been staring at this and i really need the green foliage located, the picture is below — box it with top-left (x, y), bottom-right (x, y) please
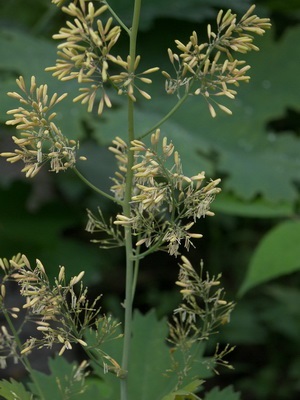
top-left (203, 386), bottom-right (241, 400)
top-left (0, 379), bottom-right (32, 400)
top-left (27, 357), bottom-right (90, 399)
top-left (239, 220), bottom-right (300, 295)
top-left (88, 310), bottom-right (213, 400)
top-left (161, 379), bottom-right (203, 400)
top-left (0, 29), bottom-right (85, 138)
top-left (0, 182), bottom-right (102, 282)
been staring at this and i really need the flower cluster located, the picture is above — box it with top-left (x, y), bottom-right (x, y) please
top-left (163, 5), bottom-right (271, 117)
top-left (47, 1), bottom-right (159, 113)
top-left (173, 256), bottom-right (234, 334)
top-left (109, 55), bottom-right (159, 102)
top-left (1, 254), bottom-right (97, 356)
top-left (109, 131), bottom-right (221, 256)
top-left (1, 76), bottom-right (85, 177)
top-left (85, 207), bottom-right (124, 248)
top-left (167, 256), bottom-right (235, 382)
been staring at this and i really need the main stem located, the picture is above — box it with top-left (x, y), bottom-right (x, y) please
top-left (120, 1), bottom-right (141, 399)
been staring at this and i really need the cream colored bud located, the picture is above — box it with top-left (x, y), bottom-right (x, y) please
top-left (188, 233), bottom-right (203, 239)
top-left (37, 326), bottom-right (50, 331)
top-left (77, 338), bottom-right (88, 347)
top-left (21, 346), bottom-right (32, 355)
top-left (70, 271), bottom-right (85, 286)
top-left (218, 104), bottom-right (232, 115)
top-left (59, 345), bottom-right (66, 356)
top-left (36, 259), bottom-right (45, 274)
top-left (180, 255), bottom-right (193, 270)
top-left (58, 266), bottom-right (65, 283)
top-left (136, 238), bottom-right (147, 247)
top-left (175, 281), bottom-right (189, 287)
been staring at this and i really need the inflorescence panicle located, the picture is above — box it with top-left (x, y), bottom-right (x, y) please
top-left (167, 255), bottom-right (235, 382)
top-left (163, 5), bottom-right (271, 117)
top-left (1, 76), bottom-right (86, 177)
top-left (47, 0), bottom-right (159, 114)
top-left (0, 254), bottom-right (122, 373)
top-left (94, 130), bottom-right (221, 257)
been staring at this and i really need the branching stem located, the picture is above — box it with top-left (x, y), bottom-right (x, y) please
top-left (73, 167), bottom-right (123, 205)
top-left (120, 1), bottom-right (142, 399)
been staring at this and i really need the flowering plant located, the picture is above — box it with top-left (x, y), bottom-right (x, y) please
top-left (0, 1), bottom-right (270, 399)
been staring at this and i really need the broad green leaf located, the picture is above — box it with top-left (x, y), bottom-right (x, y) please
top-left (0, 379), bottom-right (32, 400)
top-left (0, 28), bottom-right (87, 139)
top-left (128, 310), bottom-right (174, 400)
top-left (129, 310), bottom-right (212, 400)
top-left (89, 310), bottom-right (212, 400)
top-left (203, 385), bottom-right (241, 400)
top-left (162, 379), bottom-right (203, 400)
top-left (213, 193), bottom-right (294, 218)
top-left (28, 356), bottom-right (102, 400)
top-left (239, 220), bottom-right (300, 296)
top-left (260, 285), bottom-right (300, 341)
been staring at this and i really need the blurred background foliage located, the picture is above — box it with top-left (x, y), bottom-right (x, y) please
top-left (0, 0), bottom-right (300, 399)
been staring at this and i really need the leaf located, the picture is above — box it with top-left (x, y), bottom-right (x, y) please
top-left (162, 379), bottom-right (203, 400)
top-left (212, 193), bottom-right (294, 218)
top-left (28, 356), bottom-right (102, 400)
top-left (89, 310), bottom-right (212, 400)
top-left (239, 220), bottom-right (300, 296)
top-left (129, 310), bottom-right (212, 400)
top-left (128, 310), bottom-right (174, 400)
top-left (0, 28), bottom-right (87, 139)
top-left (0, 379), bottom-right (32, 400)
top-left (203, 386), bottom-right (241, 400)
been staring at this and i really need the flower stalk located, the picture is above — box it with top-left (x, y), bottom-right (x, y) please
top-left (120, 1), bottom-right (142, 399)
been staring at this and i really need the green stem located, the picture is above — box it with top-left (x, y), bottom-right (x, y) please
top-left (133, 238), bottom-right (164, 260)
top-left (137, 35), bottom-right (220, 141)
top-left (31, 3), bottom-right (58, 35)
top-left (131, 246), bottom-right (141, 299)
top-left (102, 1), bottom-right (131, 35)
top-left (120, 1), bottom-right (141, 399)
top-left (73, 167), bottom-right (122, 205)
top-left (138, 90), bottom-right (189, 140)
